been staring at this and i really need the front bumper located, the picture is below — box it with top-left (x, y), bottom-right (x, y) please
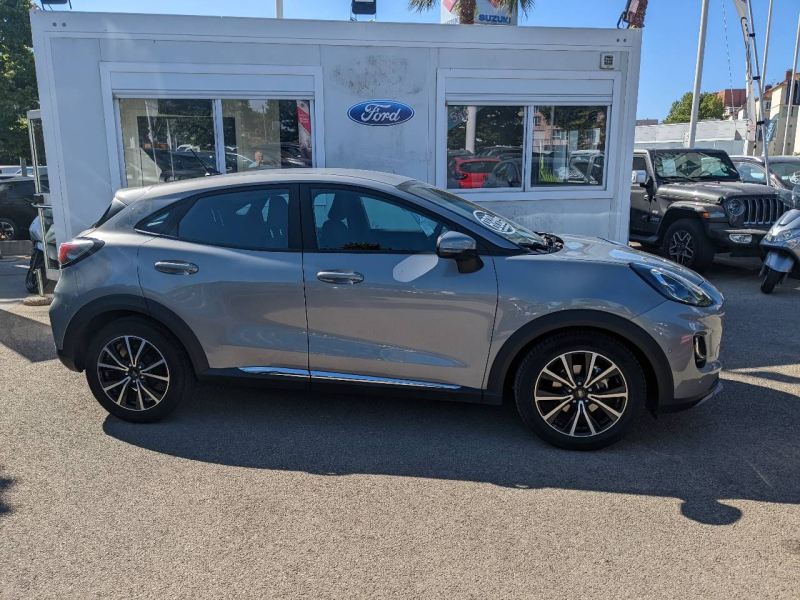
top-left (707, 224), bottom-right (768, 254)
top-left (633, 292), bottom-right (724, 411)
top-left (659, 378), bottom-right (722, 413)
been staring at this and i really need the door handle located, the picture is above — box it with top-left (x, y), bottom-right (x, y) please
top-left (154, 260), bottom-right (199, 275)
top-left (317, 270), bottom-right (364, 284)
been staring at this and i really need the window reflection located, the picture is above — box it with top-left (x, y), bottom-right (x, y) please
top-left (221, 100), bottom-right (312, 173)
top-left (119, 99), bottom-right (217, 187)
top-left (446, 105), bottom-right (523, 190)
top-left (531, 106), bottom-right (606, 186)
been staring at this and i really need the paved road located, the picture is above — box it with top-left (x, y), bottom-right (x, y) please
top-left (1, 255), bottom-right (799, 599)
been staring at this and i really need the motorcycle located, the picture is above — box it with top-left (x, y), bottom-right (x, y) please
top-left (26, 214), bottom-right (47, 293)
top-left (760, 206), bottom-right (800, 294)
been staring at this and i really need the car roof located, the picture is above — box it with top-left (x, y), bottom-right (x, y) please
top-left (131, 168), bottom-right (413, 202)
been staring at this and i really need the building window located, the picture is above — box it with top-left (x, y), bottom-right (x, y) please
top-left (444, 103), bottom-right (608, 191)
top-left (119, 97), bottom-right (314, 187)
top-left (531, 105), bottom-right (607, 187)
top-left (119, 99), bottom-right (217, 187)
top-left (221, 100), bottom-right (312, 173)
top-left (446, 105), bottom-right (524, 190)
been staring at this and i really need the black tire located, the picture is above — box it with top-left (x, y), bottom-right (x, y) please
top-left (0, 218), bottom-right (19, 241)
top-left (25, 268), bottom-right (39, 293)
top-left (514, 331), bottom-right (646, 451)
top-left (760, 267), bottom-right (781, 294)
top-left (85, 316), bottom-right (194, 423)
top-left (662, 218), bottom-right (715, 273)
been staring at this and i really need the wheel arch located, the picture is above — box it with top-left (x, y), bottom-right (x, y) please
top-left (656, 205), bottom-right (706, 240)
top-left (62, 294), bottom-right (209, 375)
top-left (485, 310), bottom-right (674, 411)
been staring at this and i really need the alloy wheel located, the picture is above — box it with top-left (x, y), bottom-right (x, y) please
top-left (0, 220), bottom-right (15, 241)
top-left (96, 335), bottom-right (170, 411)
top-left (534, 351), bottom-right (628, 438)
top-left (668, 230), bottom-right (695, 265)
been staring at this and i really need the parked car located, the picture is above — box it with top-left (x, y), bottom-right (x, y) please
top-left (729, 155), bottom-right (800, 196)
top-left (630, 148), bottom-right (789, 273)
top-left (568, 151), bottom-right (604, 185)
top-left (478, 145), bottom-right (523, 159)
top-left (50, 169), bottom-right (724, 451)
top-left (0, 177), bottom-right (40, 240)
top-left (448, 156), bottom-right (500, 189)
top-left (482, 158), bottom-right (523, 188)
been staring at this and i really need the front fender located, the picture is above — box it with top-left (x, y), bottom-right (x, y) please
top-left (764, 250), bottom-right (796, 273)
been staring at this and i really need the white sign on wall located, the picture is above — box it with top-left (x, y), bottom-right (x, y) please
top-left (440, 0), bottom-right (518, 25)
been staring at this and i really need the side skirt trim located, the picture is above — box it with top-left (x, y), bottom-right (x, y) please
top-left (236, 367), bottom-right (461, 390)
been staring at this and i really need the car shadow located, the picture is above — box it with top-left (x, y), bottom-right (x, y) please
top-left (0, 472), bottom-right (14, 517)
top-left (103, 374), bottom-right (800, 526)
top-left (0, 309), bottom-right (57, 362)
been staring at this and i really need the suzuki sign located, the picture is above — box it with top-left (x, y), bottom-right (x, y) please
top-left (440, 0), bottom-right (518, 25)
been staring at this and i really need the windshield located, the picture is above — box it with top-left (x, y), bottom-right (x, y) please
top-left (652, 150), bottom-right (740, 182)
top-left (770, 161), bottom-right (800, 187)
top-left (398, 181), bottom-right (547, 248)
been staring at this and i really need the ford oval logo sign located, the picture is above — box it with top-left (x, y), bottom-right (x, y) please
top-left (347, 100), bottom-right (414, 126)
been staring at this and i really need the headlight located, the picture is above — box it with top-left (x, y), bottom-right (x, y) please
top-left (630, 263), bottom-right (715, 307)
top-left (725, 198), bottom-right (746, 217)
top-left (766, 229), bottom-right (800, 242)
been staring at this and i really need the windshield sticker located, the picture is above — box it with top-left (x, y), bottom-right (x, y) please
top-left (473, 210), bottom-right (515, 234)
top-left (790, 172), bottom-right (800, 185)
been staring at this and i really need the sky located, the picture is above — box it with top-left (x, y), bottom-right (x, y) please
top-left (41, 0), bottom-right (800, 120)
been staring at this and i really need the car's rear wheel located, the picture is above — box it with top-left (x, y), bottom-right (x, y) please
top-left (0, 218), bottom-right (19, 241)
top-left (514, 332), bottom-right (646, 451)
top-left (86, 317), bottom-right (193, 423)
top-left (663, 219), bottom-right (715, 273)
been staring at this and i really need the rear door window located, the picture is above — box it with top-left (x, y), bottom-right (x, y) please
top-left (177, 188), bottom-right (291, 250)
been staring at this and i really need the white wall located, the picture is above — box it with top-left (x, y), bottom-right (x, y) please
top-left (31, 10), bottom-right (641, 245)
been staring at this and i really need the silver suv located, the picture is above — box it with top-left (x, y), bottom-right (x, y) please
top-left (50, 169), bottom-right (724, 450)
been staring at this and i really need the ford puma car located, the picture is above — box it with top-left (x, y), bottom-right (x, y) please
top-left (50, 170), bottom-right (724, 450)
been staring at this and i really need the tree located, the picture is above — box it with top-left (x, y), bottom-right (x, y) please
top-left (0, 0), bottom-right (38, 163)
top-left (409, 0), bottom-right (536, 25)
top-left (663, 92), bottom-right (725, 124)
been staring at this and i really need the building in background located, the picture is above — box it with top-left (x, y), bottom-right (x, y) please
top-left (718, 88), bottom-right (746, 120)
top-left (635, 118), bottom-right (658, 126)
top-left (754, 70), bottom-right (800, 156)
top-left (634, 120), bottom-right (747, 155)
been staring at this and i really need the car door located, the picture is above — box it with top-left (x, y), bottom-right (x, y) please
top-left (300, 184), bottom-right (498, 393)
top-left (629, 154), bottom-right (656, 234)
top-left (137, 184), bottom-right (309, 376)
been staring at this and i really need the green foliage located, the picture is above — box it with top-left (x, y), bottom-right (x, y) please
top-left (663, 92), bottom-right (725, 124)
top-left (408, 0), bottom-right (535, 24)
top-left (0, 0), bottom-right (38, 163)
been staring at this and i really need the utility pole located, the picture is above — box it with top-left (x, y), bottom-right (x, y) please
top-left (688, 0), bottom-right (710, 148)
top-left (276, 0), bottom-right (283, 19)
top-left (783, 14), bottom-right (800, 155)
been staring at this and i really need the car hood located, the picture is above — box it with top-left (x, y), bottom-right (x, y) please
top-left (553, 235), bottom-right (706, 285)
top-left (658, 181), bottom-right (778, 203)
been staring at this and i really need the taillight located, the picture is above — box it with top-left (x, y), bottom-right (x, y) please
top-left (58, 238), bottom-right (104, 268)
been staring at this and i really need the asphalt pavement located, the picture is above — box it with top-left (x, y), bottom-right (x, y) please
top-left (1, 253), bottom-right (799, 599)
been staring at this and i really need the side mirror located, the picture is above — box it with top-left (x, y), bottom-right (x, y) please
top-left (437, 231), bottom-right (477, 259)
top-left (631, 170), bottom-right (648, 185)
top-left (437, 231), bottom-right (483, 274)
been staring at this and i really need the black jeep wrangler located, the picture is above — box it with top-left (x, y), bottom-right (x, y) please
top-left (630, 148), bottom-right (791, 273)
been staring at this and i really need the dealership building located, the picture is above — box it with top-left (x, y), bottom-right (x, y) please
top-left (31, 9), bottom-right (642, 256)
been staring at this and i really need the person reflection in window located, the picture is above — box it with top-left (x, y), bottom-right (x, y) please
top-left (249, 151), bottom-right (266, 170)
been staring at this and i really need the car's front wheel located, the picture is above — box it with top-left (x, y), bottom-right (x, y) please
top-left (86, 317), bottom-right (194, 423)
top-left (0, 218), bottom-right (19, 241)
top-left (663, 219), bottom-right (715, 273)
top-left (514, 332), bottom-right (646, 450)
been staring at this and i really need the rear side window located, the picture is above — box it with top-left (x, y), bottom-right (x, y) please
top-left (176, 188), bottom-right (290, 250)
top-left (94, 198), bottom-right (128, 228)
top-left (632, 156), bottom-right (647, 172)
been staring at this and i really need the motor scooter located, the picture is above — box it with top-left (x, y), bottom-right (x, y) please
top-left (760, 207), bottom-right (800, 294)
top-left (26, 214), bottom-right (47, 293)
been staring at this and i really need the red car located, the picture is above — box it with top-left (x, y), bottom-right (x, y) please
top-left (449, 157), bottom-right (501, 189)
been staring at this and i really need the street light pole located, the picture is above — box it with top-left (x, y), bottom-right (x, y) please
top-left (760, 0), bottom-right (773, 100)
top-left (276, 0), bottom-right (283, 19)
top-left (782, 14), bottom-right (800, 155)
top-left (688, 0), bottom-right (710, 148)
